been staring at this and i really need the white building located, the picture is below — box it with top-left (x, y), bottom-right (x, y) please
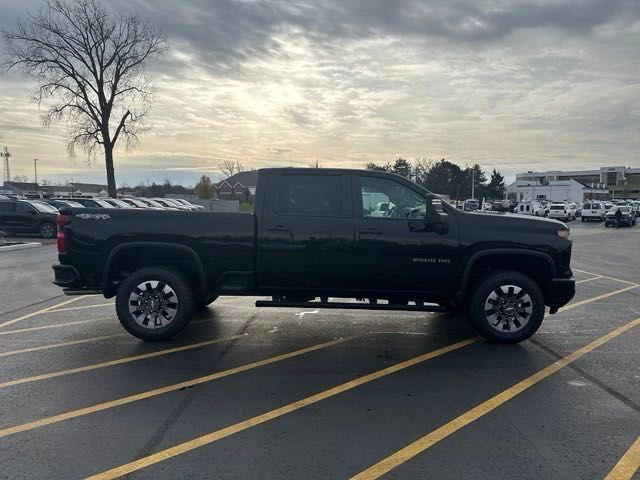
top-left (507, 179), bottom-right (609, 203)
top-left (515, 165), bottom-right (640, 199)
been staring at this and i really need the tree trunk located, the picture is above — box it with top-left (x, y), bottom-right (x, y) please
top-left (104, 143), bottom-right (117, 198)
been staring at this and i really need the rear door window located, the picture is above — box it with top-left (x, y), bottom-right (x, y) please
top-left (275, 174), bottom-right (342, 217)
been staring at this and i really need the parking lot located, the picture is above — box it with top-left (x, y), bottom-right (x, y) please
top-left (0, 220), bottom-right (638, 479)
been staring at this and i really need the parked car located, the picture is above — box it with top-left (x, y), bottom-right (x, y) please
top-left (45, 199), bottom-right (86, 210)
top-left (547, 203), bottom-right (575, 221)
top-left (119, 197), bottom-right (152, 209)
top-left (171, 198), bottom-right (204, 211)
top-left (71, 197), bottom-right (114, 208)
top-left (0, 199), bottom-right (58, 238)
top-left (604, 206), bottom-right (635, 227)
top-left (463, 199), bottom-right (479, 212)
top-left (152, 198), bottom-right (192, 211)
top-left (102, 198), bottom-right (135, 209)
top-left (581, 202), bottom-right (605, 222)
top-left (53, 167), bottom-right (575, 345)
top-left (514, 201), bottom-right (546, 217)
top-left (370, 201), bottom-right (394, 217)
top-left (133, 198), bottom-right (177, 210)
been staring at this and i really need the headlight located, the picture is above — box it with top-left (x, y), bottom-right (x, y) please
top-left (557, 229), bottom-right (571, 239)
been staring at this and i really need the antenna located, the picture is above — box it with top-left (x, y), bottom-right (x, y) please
top-left (1, 147), bottom-right (11, 184)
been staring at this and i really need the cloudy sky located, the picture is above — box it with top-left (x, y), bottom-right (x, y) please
top-left (0, 0), bottom-right (639, 186)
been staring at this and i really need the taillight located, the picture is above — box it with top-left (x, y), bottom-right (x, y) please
top-left (56, 213), bottom-right (72, 253)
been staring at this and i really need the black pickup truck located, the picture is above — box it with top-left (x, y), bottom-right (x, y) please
top-left (53, 168), bottom-right (575, 343)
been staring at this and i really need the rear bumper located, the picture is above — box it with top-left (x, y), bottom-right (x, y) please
top-left (547, 277), bottom-right (576, 311)
top-left (52, 264), bottom-right (82, 288)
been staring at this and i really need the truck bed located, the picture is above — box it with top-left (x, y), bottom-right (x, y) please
top-left (57, 208), bottom-right (256, 295)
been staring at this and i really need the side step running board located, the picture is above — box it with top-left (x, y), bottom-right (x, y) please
top-left (63, 288), bottom-right (102, 295)
top-left (255, 300), bottom-right (447, 312)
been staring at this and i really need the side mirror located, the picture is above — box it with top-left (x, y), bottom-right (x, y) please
top-left (427, 198), bottom-right (449, 234)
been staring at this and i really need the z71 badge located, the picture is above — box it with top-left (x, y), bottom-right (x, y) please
top-left (77, 213), bottom-right (111, 220)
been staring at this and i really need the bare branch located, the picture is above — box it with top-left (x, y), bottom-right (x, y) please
top-left (2, 0), bottom-right (166, 196)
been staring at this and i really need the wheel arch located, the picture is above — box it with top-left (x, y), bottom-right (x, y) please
top-left (102, 242), bottom-right (207, 299)
top-left (457, 248), bottom-right (556, 305)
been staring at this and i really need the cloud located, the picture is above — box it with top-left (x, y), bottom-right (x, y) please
top-left (0, 0), bottom-right (639, 185)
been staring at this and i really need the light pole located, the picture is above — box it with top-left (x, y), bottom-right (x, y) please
top-left (34, 158), bottom-right (39, 197)
top-left (471, 169), bottom-right (475, 200)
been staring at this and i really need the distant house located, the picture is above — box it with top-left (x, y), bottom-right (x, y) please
top-left (214, 170), bottom-right (258, 201)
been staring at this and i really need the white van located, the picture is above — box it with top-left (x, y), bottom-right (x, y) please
top-left (581, 202), bottom-right (605, 222)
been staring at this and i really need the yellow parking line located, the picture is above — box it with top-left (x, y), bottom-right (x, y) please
top-left (558, 285), bottom-right (638, 313)
top-left (46, 303), bottom-right (113, 313)
top-left (0, 296), bottom-right (88, 329)
top-left (0, 335), bottom-right (362, 439)
top-left (0, 333), bottom-right (126, 357)
top-left (605, 435), bottom-right (640, 480)
top-left (575, 276), bottom-right (603, 284)
top-left (0, 334), bottom-right (244, 389)
top-left (349, 316), bottom-right (640, 480)
top-left (573, 268), bottom-right (637, 286)
top-left (85, 338), bottom-right (477, 480)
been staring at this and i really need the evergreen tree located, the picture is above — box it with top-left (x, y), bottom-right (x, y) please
top-left (487, 168), bottom-right (506, 199)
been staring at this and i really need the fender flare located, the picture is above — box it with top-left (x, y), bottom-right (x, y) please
top-left (457, 248), bottom-right (556, 302)
top-left (102, 242), bottom-right (208, 298)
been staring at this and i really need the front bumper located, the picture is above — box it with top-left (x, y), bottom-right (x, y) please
top-left (547, 277), bottom-right (576, 312)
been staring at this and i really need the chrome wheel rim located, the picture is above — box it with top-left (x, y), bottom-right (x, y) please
top-left (41, 224), bottom-right (54, 237)
top-left (484, 284), bottom-right (533, 333)
top-left (128, 280), bottom-right (178, 329)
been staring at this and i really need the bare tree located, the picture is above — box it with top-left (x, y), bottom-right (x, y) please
top-left (219, 160), bottom-right (245, 179)
top-left (2, 0), bottom-right (166, 197)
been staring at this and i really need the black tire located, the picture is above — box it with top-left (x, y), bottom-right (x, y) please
top-left (115, 267), bottom-right (196, 341)
top-left (199, 294), bottom-right (218, 308)
top-left (468, 271), bottom-right (545, 344)
top-left (39, 222), bottom-right (56, 239)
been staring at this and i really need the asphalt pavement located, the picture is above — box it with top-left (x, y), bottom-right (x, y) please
top-left (0, 220), bottom-right (638, 479)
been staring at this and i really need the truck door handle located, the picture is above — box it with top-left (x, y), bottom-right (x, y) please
top-left (268, 225), bottom-right (290, 232)
top-left (359, 227), bottom-right (383, 235)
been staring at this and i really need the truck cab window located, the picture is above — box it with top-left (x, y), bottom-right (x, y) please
top-left (275, 174), bottom-right (342, 217)
top-left (360, 176), bottom-right (426, 219)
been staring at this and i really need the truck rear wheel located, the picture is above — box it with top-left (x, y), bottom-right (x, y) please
top-left (468, 271), bottom-right (544, 344)
top-left (115, 267), bottom-right (196, 341)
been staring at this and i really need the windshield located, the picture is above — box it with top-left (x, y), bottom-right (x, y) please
top-left (62, 201), bottom-right (85, 208)
top-left (109, 199), bottom-right (131, 208)
top-left (124, 198), bottom-right (148, 208)
top-left (29, 201), bottom-right (58, 213)
top-left (146, 199), bottom-right (166, 208)
top-left (550, 205), bottom-right (565, 210)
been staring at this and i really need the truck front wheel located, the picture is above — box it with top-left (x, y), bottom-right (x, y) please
top-left (468, 271), bottom-right (544, 344)
top-left (115, 267), bottom-right (196, 341)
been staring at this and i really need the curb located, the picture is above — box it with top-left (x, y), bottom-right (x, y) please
top-left (0, 242), bottom-right (43, 252)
